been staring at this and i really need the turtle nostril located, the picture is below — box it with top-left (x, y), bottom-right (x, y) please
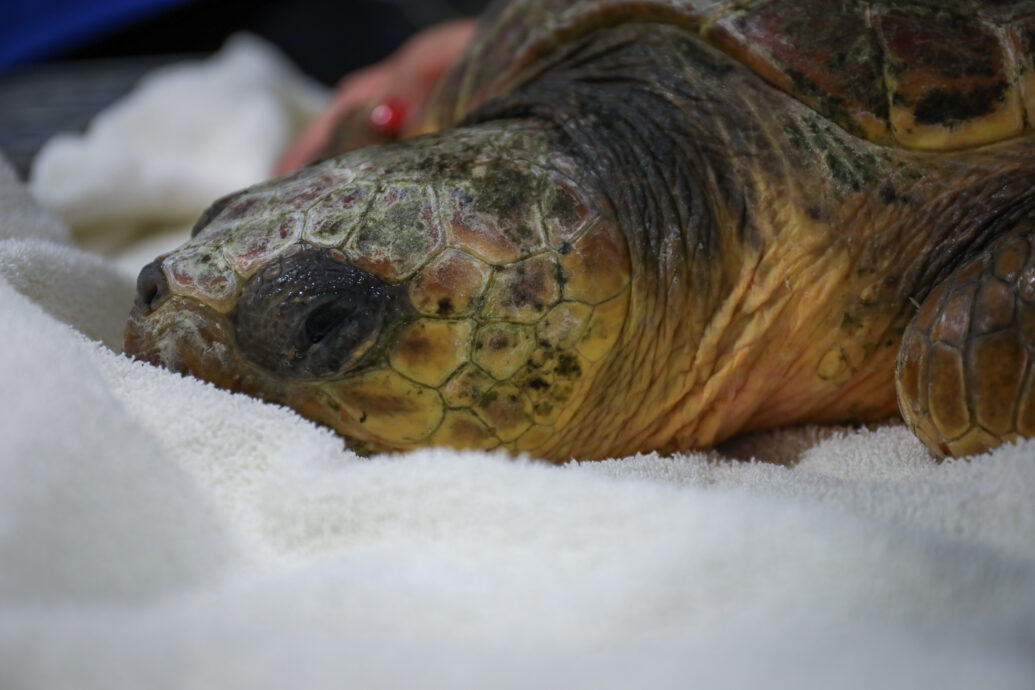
top-left (135, 260), bottom-right (170, 314)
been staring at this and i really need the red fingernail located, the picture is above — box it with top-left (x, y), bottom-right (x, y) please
top-left (370, 98), bottom-right (408, 137)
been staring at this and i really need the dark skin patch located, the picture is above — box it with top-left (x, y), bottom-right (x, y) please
top-left (548, 188), bottom-right (580, 227)
top-left (785, 67), bottom-right (819, 100)
top-left (499, 262), bottom-right (549, 311)
top-left (506, 224), bottom-right (534, 245)
top-left (529, 377), bottom-right (550, 390)
top-left (783, 121), bottom-right (809, 151)
top-left (912, 83), bottom-right (1007, 126)
top-left (473, 161), bottom-right (538, 218)
top-left (436, 297), bottom-right (454, 315)
top-left (826, 152), bottom-right (860, 191)
top-left (677, 37), bottom-right (736, 77)
top-left (790, 114), bottom-right (883, 193)
top-left (552, 260), bottom-right (567, 288)
top-left (880, 185), bottom-right (897, 204)
top-left (558, 241), bottom-right (574, 255)
top-left (840, 311), bottom-right (863, 333)
top-left (353, 391), bottom-right (420, 417)
top-left (555, 353), bottom-right (582, 378)
top-left (806, 206), bottom-right (821, 220)
top-left (397, 334), bottom-right (431, 359)
top-left (452, 188), bottom-right (475, 206)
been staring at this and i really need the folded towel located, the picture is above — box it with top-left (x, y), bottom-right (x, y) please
top-left (2, 34), bottom-right (1032, 690)
top-left (28, 33), bottom-right (328, 258)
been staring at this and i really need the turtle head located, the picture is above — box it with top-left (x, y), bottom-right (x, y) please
top-left (124, 124), bottom-right (632, 459)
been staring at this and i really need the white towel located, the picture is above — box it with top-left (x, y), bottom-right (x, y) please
top-left (2, 34), bottom-right (1033, 690)
top-left (28, 33), bottom-right (328, 260)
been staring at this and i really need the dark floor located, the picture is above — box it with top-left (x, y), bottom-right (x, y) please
top-left (0, 0), bottom-right (491, 178)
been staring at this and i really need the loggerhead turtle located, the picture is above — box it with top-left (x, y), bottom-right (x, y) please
top-left (124, 0), bottom-right (1035, 461)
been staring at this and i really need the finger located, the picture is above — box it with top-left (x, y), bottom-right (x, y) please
top-left (275, 68), bottom-right (394, 174)
top-left (275, 19), bottom-right (477, 174)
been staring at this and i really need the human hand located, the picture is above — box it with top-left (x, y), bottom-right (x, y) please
top-left (275, 18), bottom-right (476, 174)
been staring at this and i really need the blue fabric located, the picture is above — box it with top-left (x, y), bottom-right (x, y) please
top-left (0, 0), bottom-right (188, 70)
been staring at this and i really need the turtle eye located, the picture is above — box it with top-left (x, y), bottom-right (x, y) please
top-left (303, 302), bottom-right (354, 345)
top-left (231, 248), bottom-right (409, 378)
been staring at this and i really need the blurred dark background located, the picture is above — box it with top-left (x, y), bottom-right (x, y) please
top-left (0, 0), bottom-right (492, 177)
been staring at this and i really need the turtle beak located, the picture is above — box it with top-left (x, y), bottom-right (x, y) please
top-left (125, 257), bottom-right (242, 391)
top-left (124, 292), bottom-right (236, 383)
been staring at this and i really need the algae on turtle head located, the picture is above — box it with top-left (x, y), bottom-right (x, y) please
top-left (126, 0), bottom-right (1035, 461)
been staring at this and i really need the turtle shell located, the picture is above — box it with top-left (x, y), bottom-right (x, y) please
top-left (430, 0), bottom-right (1035, 151)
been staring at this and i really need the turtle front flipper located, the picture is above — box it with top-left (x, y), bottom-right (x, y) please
top-left (897, 219), bottom-right (1035, 457)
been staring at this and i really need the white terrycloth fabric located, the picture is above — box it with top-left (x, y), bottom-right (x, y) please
top-left (3, 35), bottom-right (1034, 690)
top-left (28, 33), bottom-right (328, 246)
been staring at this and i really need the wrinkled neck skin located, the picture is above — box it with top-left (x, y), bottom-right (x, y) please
top-left (470, 23), bottom-right (768, 455)
top-left (469, 21), bottom-right (1035, 456)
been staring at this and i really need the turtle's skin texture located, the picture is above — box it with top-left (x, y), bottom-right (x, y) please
top-left (124, 0), bottom-right (1035, 461)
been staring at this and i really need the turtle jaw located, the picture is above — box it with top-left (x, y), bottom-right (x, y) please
top-left (125, 295), bottom-right (263, 398)
top-left (124, 295), bottom-right (404, 454)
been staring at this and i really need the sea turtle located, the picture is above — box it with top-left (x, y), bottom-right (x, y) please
top-left (124, 0), bottom-right (1035, 462)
